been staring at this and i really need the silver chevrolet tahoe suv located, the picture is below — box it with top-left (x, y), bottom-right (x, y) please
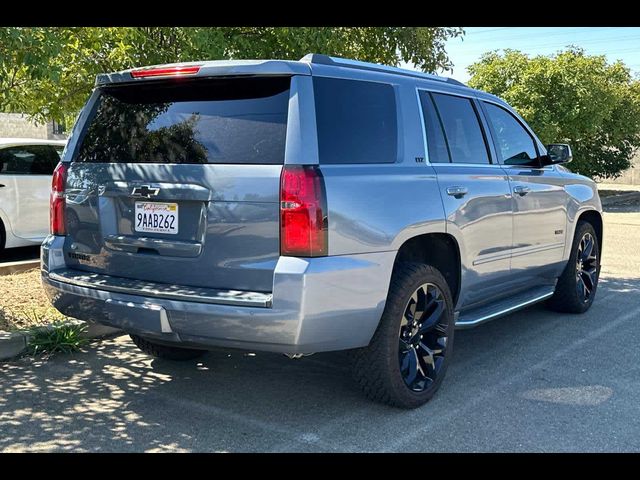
top-left (42, 54), bottom-right (603, 408)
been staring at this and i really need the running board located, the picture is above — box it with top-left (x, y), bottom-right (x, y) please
top-left (455, 286), bottom-right (555, 329)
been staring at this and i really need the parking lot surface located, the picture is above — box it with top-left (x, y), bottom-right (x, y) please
top-left (1, 210), bottom-right (639, 452)
top-left (0, 246), bottom-right (39, 265)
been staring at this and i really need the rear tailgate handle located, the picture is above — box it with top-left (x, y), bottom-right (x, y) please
top-left (104, 181), bottom-right (212, 202)
top-left (446, 186), bottom-right (468, 198)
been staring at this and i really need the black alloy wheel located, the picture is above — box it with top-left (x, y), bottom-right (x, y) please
top-left (575, 232), bottom-right (598, 303)
top-left (547, 220), bottom-right (600, 314)
top-left (398, 282), bottom-right (449, 392)
top-left (352, 263), bottom-right (455, 408)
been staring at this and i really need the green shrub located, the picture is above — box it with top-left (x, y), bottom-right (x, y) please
top-left (26, 321), bottom-right (88, 355)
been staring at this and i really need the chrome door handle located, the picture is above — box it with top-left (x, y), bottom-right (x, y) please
top-left (513, 185), bottom-right (531, 196)
top-left (446, 186), bottom-right (468, 198)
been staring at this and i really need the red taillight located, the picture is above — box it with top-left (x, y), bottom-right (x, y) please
top-left (50, 162), bottom-right (67, 235)
top-left (280, 165), bottom-right (328, 257)
top-left (130, 65), bottom-right (201, 78)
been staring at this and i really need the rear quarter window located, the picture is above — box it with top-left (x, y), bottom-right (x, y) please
top-left (313, 77), bottom-right (398, 164)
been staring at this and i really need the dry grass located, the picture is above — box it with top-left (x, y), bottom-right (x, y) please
top-left (0, 268), bottom-right (66, 331)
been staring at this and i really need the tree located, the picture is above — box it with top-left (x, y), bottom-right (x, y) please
top-left (468, 48), bottom-right (640, 179)
top-left (0, 27), bottom-right (463, 126)
top-left (0, 28), bottom-right (65, 114)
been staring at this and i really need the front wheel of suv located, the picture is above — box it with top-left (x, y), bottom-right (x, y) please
top-left (547, 220), bottom-right (601, 314)
top-left (352, 263), bottom-right (455, 409)
top-left (130, 334), bottom-right (207, 361)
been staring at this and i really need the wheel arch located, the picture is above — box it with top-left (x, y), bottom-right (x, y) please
top-left (0, 214), bottom-right (5, 250)
top-left (577, 209), bottom-right (603, 253)
top-left (392, 232), bottom-right (462, 307)
top-left (0, 208), bottom-right (19, 250)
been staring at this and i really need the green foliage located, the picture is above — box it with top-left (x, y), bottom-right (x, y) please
top-left (468, 48), bottom-right (640, 179)
top-left (0, 27), bottom-right (463, 125)
top-left (26, 320), bottom-right (88, 355)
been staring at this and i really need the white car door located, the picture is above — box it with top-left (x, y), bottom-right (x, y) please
top-left (0, 145), bottom-right (61, 240)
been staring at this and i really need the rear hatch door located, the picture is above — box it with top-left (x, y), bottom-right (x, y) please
top-left (64, 76), bottom-right (291, 293)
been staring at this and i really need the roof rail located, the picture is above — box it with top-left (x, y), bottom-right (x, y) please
top-left (300, 53), bottom-right (466, 87)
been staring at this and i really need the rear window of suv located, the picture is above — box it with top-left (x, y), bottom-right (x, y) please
top-left (313, 77), bottom-right (398, 164)
top-left (74, 76), bottom-right (291, 165)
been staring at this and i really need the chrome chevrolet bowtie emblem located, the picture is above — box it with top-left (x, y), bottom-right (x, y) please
top-left (131, 185), bottom-right (160, 198)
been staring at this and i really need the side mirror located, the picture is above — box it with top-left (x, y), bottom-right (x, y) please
top-left (544, 144), bottom-right (573, 165)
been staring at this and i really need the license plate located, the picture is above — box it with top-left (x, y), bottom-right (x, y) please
top-left (134, 202), bottom-right (179, 235)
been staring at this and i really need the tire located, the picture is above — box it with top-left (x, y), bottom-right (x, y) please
top-left (352, 263), bottom-right (455, 409)
top-left (547, 220), bottom-right (601, 314)
top-left (0, 219), bottom-right (5, 256)
top-left (129, 334), bottom-right (207, 361)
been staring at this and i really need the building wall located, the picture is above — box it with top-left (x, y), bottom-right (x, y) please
top-left (597, 151), bottom-right (640, 185)
top-left (0, 113), bottom-right (67, 140)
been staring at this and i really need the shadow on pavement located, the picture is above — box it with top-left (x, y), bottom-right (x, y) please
top-left (0, 246), bottom-right (40, 264)
top-left (1, 274), bottom-right (639, 452)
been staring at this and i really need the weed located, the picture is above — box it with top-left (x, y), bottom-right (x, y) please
top-left (25, 320), bottom-right (88, 355)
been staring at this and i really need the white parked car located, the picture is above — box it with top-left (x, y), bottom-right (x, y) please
top-left (0, 138), bottom-right (66, 253)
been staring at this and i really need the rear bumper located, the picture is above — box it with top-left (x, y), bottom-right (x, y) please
top-left (41, 235), bottom-right (395, 354)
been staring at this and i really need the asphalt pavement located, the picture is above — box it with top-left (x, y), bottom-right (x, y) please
top-left (1, 207), bottom-right (639, 452)
top-left (0, 245), bottom-right (39, 264)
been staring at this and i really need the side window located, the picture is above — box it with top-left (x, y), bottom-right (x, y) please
top-left (431, 93), bottom-right (491, 165)
top-left (0, 145), bottom-right (60, 175)
top-left (483, 102), bottom-right (538, 165)
top-left (313, 77), bottom-right (398, 164)
top-left (419, 91), bottom-right (450, 163)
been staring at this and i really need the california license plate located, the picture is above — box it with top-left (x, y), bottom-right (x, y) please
top-left (134, 202), bottom-right (179, 235)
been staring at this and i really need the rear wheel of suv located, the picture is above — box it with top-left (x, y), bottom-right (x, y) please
top-left (352, 263), bottom-right (455, 409)
top-left (130, 334), bottom-right (207, 361)
top-left (547, 220), bottom-right (601, 313)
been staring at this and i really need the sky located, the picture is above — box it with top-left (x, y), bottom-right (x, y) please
top-left (403, 27), bottom-right (640, 83)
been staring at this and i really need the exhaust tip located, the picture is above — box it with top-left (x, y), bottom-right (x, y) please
top-left (284, 353), bottom-right (315, 360)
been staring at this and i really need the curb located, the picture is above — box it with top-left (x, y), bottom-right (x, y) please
top-left (0, 259), bottom-right (40, 276)
top-left (0, 321), bottom-right (122, 361)
top-left (601, 191), bottom-right (640, 207)
top-left (0, 331), bottom-right (29, 360)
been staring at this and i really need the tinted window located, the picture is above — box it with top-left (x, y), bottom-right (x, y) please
top-left (0, 145), bottom-right (61, 175)
top-left (483, 102), bottom-right (538, 165)
top-left (419, 92), bottom-right (450, 163)
top-left (314, 77), bottom-right (397, 164)
top-left (431, 93), bottom-right (490, 164)
top-left (75, 77), bottom-right (290, 165)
